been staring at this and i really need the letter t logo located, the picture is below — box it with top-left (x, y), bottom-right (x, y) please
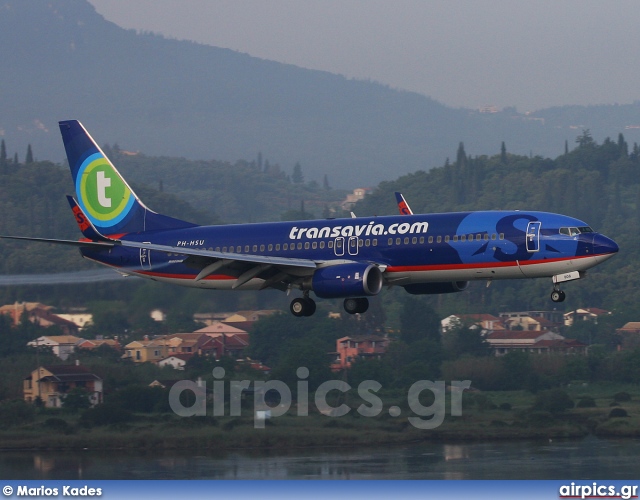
top-left (97, 170), bottom-right (112, 208)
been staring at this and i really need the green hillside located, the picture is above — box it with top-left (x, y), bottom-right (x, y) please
top-left (355, 132), bottom-right (639, 314)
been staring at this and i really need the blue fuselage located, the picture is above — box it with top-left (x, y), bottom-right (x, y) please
top-left (80, 210), bottom-right (618, 291)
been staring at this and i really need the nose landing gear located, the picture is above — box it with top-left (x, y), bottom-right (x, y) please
top-left (550, 288), bottom-right (566, 303)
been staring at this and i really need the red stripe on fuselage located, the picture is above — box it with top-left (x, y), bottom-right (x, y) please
top-left (136, 271), bottom-right (235, 280)
top-left (385, 253), bottom-right (605, 274)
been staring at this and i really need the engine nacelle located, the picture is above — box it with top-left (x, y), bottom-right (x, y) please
top-left (403, 281), bottom-right (469, 295)
top-left (309, 263), bottom-right (383, 299)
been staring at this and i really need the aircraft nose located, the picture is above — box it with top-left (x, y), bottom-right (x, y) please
top-left (593, 233), bottom-right (619, 257)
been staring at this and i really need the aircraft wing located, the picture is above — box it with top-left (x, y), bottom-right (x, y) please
top-left (116, 239), bottom-right (317, 269)
top-left (0, 235), bottom-right (115, 249)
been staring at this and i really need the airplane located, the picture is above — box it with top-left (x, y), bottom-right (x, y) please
top-left (396, 192), bottom-right (414, 215)
top-left (0, 120), bottom-right (619, 317)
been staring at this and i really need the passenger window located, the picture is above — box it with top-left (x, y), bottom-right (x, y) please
top-left (268, 244), bottom-right (273, 251)
top-left (358, 239), bottom-right (364, 247)
top-left (453, 235), bottom-right (458, 242)
top-left (372, 239), bottom-right (378, 246)
top-left (320, 241), bottom-right (325, 249)
top-left (476, 234), bottom-right (482, 241)
top-left (222, 246), bottom-right (227, 252)
top-left (215, 247), bottom-right (220, 252)
top-left (388, 238), bottom-right (393, 245)
top-left (404, 237), bottom-right (409, 244)
top-left (437, 236), bottom-right (442, 243)
top-left (396, 238), bottom-right (401, 245)
top-left (365, 239), bottom-right (370, 247)
top-left (283, 243), bottom-right (288, 250)
top-left (276, 244), bottom-right (281, 251)
top-left (260, 245), bottom-right (265, 252)
top-left (297, 243), bottom-right (302, 250)
top-left (499, 233), bottom-right (505, 240)
top-left (461, 235), bottom-right (466, 242)
top-left (253, 245), bottom-right (258, 252)
top-left (304, 242), bottom-right (309, 249)
top-left (412, 237), bottom-right (417, 244)
top-left (328, 241), bottom-right (334, 249)
top-left (428, 236), bottom-right (433, 244)
top-left (444, 236), bottom-right (449, 243)
top-left (419, 237), bottom-right (424, 244)
top-left (491, 234), bottom-right (496, 240)
top-left (312, 242), bottom-right (317, 249)
top-left (484, 234), bottom-right (489, 241)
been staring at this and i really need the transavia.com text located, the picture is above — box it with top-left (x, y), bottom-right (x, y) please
top-left (168, 367), bottom-right (472, 429)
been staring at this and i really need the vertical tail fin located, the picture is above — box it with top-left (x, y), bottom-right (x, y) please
top-left (59, 120), bottom-right (196, 235)
top-left (395, 192), bottom-right (413, 215)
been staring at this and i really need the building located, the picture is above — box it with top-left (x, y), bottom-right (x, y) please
top-left (498, 310), bottom-right (564, 331)
top-left (563, 308), bottom-right (611, 327)
top-left (122, 337), bottom-right (170, 363)
top-left (27, 335), bottom-right (85, 360)
top-left (340, 188), bottom-right (371, 212)
top-left (1, 302), bottom-right (79, 335)
top-left (485, 330), bottom-right (586, 356)
top-left (441, 314), bottom-right (505, 334)
top-left (157, 354), bottom-right (192, 370)
top-left (331, 334), bottom-right (390, 371)
top-left (24, 364), bottom-right (103, 408)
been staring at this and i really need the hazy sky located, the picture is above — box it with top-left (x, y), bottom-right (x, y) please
top-left (88, 0), bottom-right (640, 112)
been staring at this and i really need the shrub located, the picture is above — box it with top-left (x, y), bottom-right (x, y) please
top-left (79, 403), bottom-right (133, 428)
top-left (576, 397), bottom-right (597, 408)
top-left (0, 400), bottom-right (36, 427)
top-left (499, 403), bottom-right (512, 411)
top-left (608, 408), bottom-right (628, 418)
top-left (533, 389), bottom-right (574, 413)
top-left (613, 392), bottom-right (631, 402)
top-left (43, 417), bottom-right (70, 432)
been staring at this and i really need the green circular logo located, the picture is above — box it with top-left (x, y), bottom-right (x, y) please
top-left (76, 153), bottom-right (134, 228)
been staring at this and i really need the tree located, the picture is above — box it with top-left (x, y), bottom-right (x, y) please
top-left (500, 142), bottom-right (507, 164)
top-left (399, 296), bottom-right (441, 344)
top-left (62, 387), bottom-right (92, 413)
top-left (323, 174), bottom-right (331, 190)
top-left (292, 162), bottom-right (304, 184)
top-left (25, 144), bottom-right (33, 164)
top-left (0, 139), bottom-right (6, 166)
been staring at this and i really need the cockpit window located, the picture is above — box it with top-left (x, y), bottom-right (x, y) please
top-left (559, 226), bottom-right (593, 236)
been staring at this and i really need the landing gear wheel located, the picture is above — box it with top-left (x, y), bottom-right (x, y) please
top-left (343, 297), bottom-right (369, 314)
top-left (550, 290), bottom-right (566, 303)
top-left (290, 297), bottom-right (316, 317)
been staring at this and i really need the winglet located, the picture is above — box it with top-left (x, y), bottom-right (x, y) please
top-left (66, 195), bottom-right (116, 243)
top-left (395, 192), bottom-right (413, 215)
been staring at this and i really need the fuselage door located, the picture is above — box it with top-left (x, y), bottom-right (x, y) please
top-left (526, 222), bottom-right (541, 252)
top-left (348, 236), bottom-right (359, 256)
top-left (334, 237), bottom-right (345, 257)
top-left (140, 245), bottom-right (152, 270)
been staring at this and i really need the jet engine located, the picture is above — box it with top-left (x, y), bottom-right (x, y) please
top-left (307, 263), bottom-right (383, 299)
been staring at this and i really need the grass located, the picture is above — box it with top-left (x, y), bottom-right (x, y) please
top-left (2, 384), bottom-right (640, 451)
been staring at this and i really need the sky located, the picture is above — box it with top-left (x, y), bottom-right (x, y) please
top-left (87, 0), bottom-right (640, 112)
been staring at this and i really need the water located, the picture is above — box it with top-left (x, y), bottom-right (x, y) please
top-left (1, 437), bottom-right (639, 479)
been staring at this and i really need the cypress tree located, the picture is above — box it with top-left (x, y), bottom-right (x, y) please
top-left (25, 144), bottom-right (33, 164)
top-left (500, 142), bottom-right (507, 164)
top-left (292, 162), bottom-right (304, 184)
top-left (0, 139), bottom-right (6, 164)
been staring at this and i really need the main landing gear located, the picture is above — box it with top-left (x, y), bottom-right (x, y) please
top-left (289, 295), bottom-right (370, 316)
top-left (343, 297), bottom-right (369, 314)
top-left (290, 294), bottom-right (316, 317)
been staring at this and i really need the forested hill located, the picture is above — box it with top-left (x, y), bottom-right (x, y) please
top-left (355, 132), bottom-right (640, 313)
top-left (2, 1), bottom-right (640, 187)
